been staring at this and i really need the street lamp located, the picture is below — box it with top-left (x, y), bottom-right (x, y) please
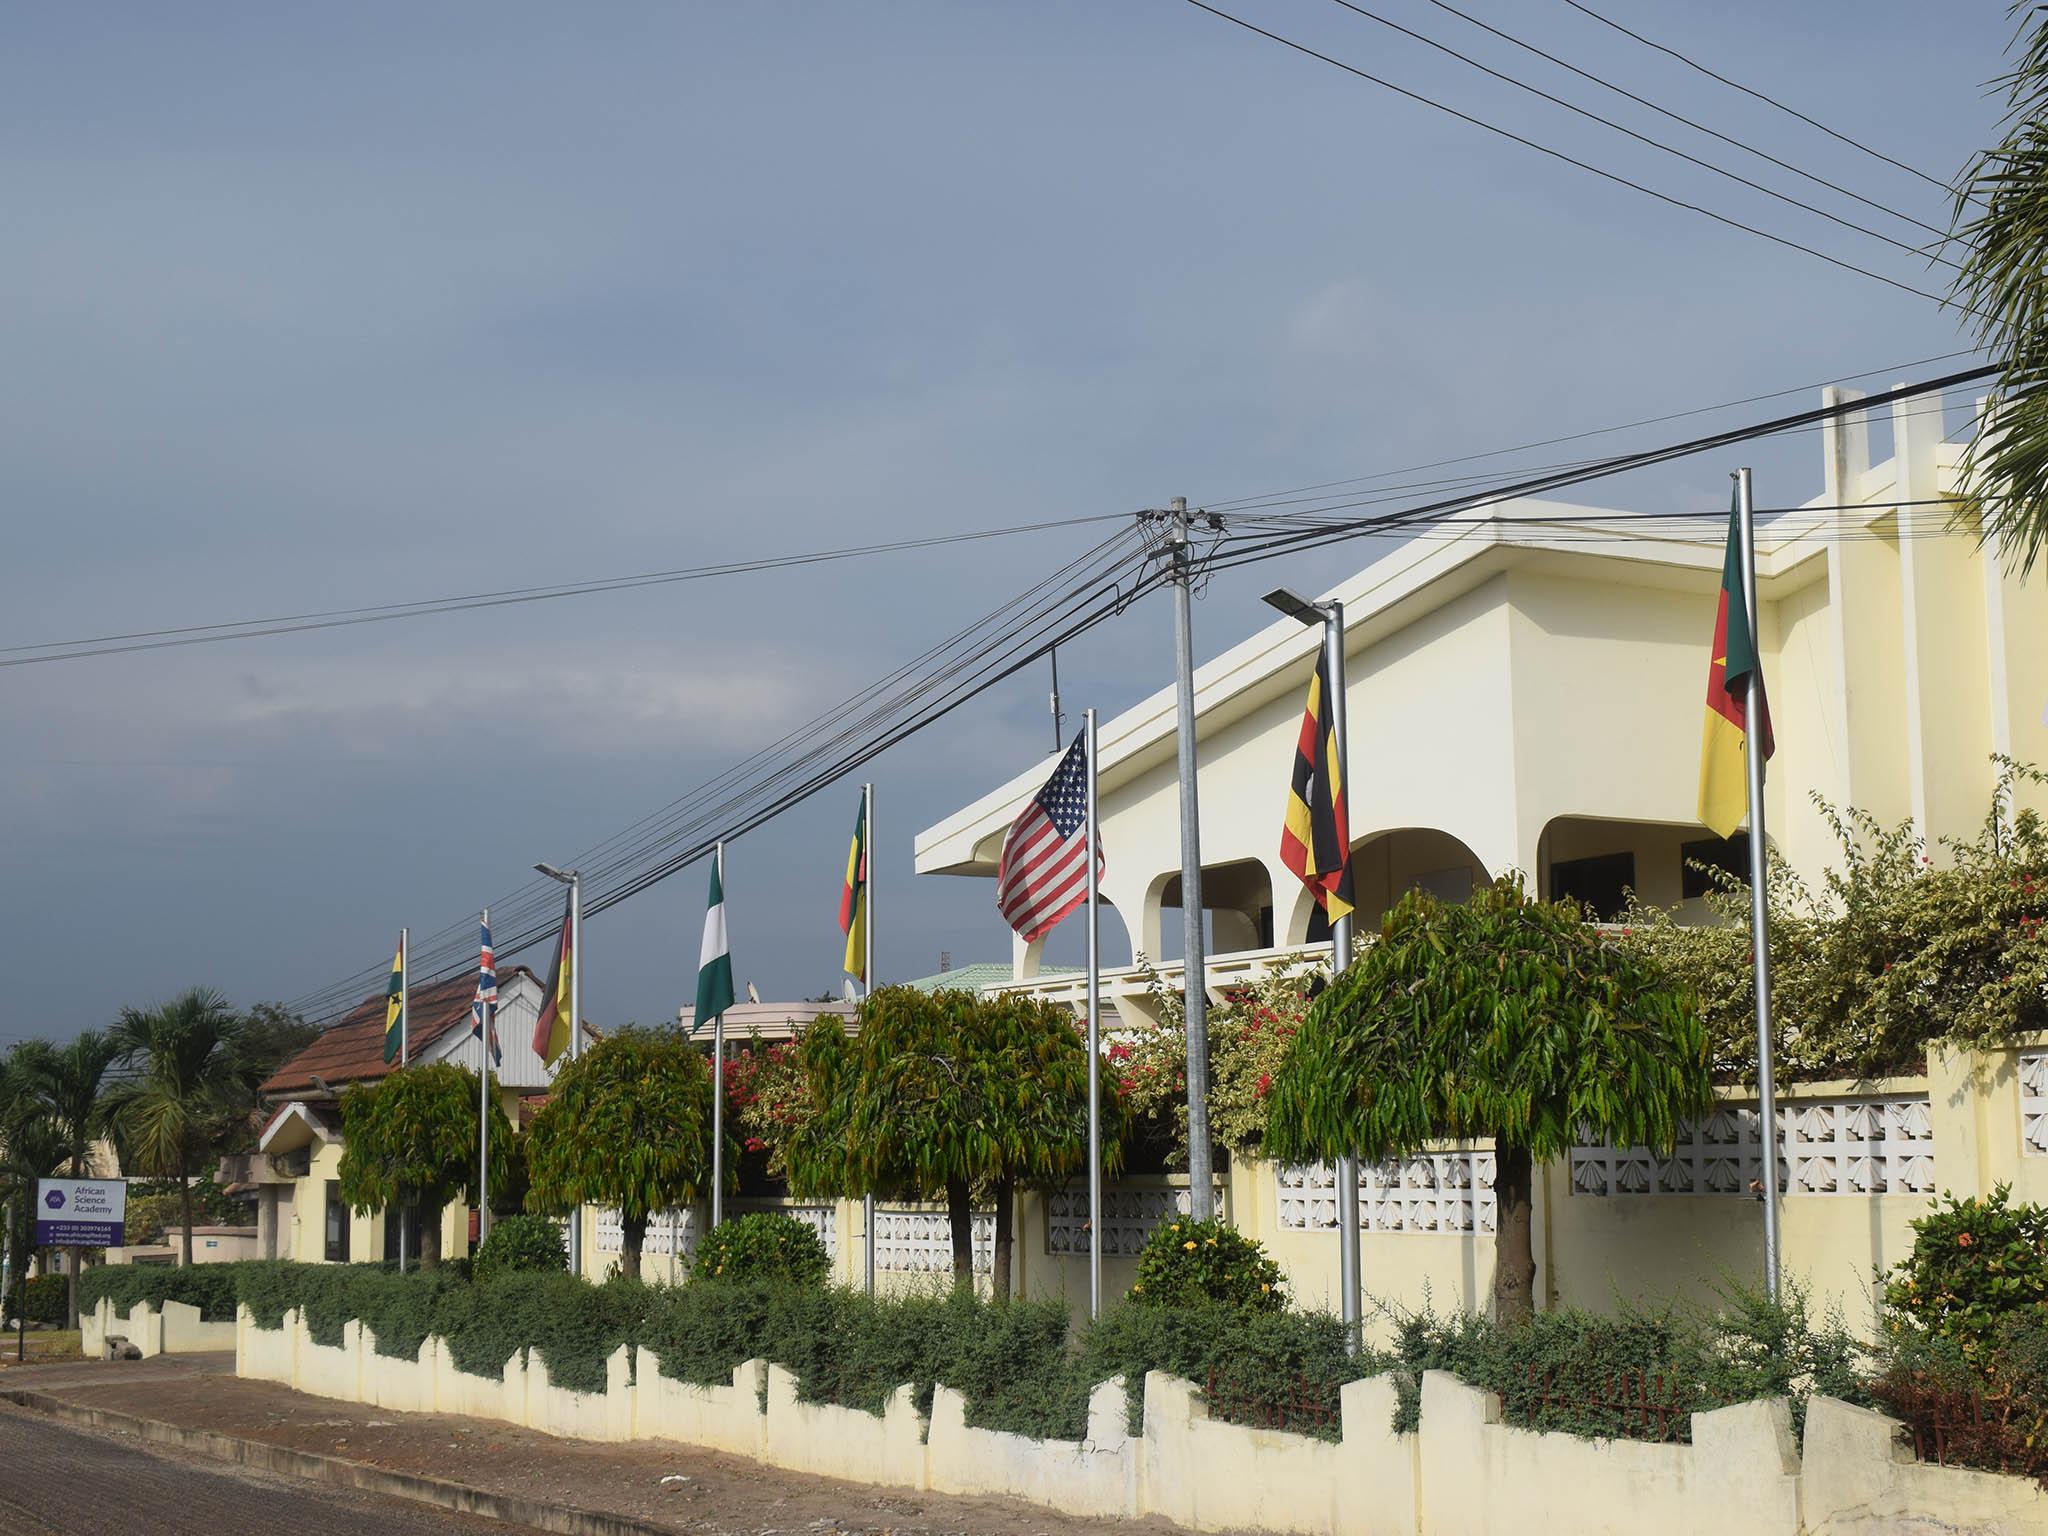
top-left (533, 862), bottom-right (584, 1278)
top-left (1262, 586), bottom-right (1363, 1352)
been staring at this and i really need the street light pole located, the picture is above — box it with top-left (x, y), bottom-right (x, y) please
top-left (1265, 587), bottom-right (1362, 1349)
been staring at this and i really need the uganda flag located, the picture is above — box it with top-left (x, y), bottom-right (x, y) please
top-left (1279, 649), bottom-right (1355, 922)
top-left (840, 794), bottom-right (867, 982)
top-left (382, 939), bottom-right (405, 1063)
top-left (531, 892), bottom-right (576, 1065)
top-left (1698, 487), bottom-right (1775, 838)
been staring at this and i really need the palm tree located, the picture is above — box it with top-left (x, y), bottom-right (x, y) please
top-left (104, 988), bottom-right (246, 1268)
top-left (1953, 6), bottom-right (2048, 576)
top-left (0, 1049), bottom-right (68, 1325)
top-left (12, 1032), bottom-right (120, 1326)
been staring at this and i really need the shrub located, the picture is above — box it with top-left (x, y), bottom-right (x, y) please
top-left (691, 1212), bottom-right (830, 1287)
top-left (473, 1214), bottom-right (568, 1285)
top-left (1881, 1186), bottom-right (2048, 1363)
top-left (1079, 1298), bottom-right (1356, 1437)
top-left (80, 1263), bottom-right (240, 1322)
top-left (22, 1274), bottom-right (65, 1326)
top-left (1871, 1308), bottom-right (2048, 1486)
top-left (1131, 1218), bottom-right (1284, 1312)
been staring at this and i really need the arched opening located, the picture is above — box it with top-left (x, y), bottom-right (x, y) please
top-left (1157, 858), bottom-right (1276, 959)
top-left (1282, 828), bottom-right (1492, 944)
top-left (1537, 815), bottom-right (1751, 922)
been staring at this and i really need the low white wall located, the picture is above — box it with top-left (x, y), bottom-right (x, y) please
top-left (232, 1308), bottom-right (2048, 1536)
top-left (1801, 1396), bottom-right (2048, 1536)
top-left (86, 1297), bottom-right (235, 1359)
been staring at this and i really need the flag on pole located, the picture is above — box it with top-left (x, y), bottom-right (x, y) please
top-left (997, 731), bottom-right (1101, 942)
top-left (472, 917), bottom-right (503, 1066)
top-left (382, 939), bottom-right (405, 1063)
top-left (1279, 649), bottom-right (1356, 922)
top-left (531, 893), bottom-right (576, 1064)
top-left (1698, 488), bottom-right (1776, 838)
top-left (696, 846), bottom-right (735, 1028)
top-left (840, 795), bottom-right (868, 982)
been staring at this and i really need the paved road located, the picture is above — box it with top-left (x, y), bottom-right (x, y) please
top-left (0, 1408), bottom-right (527, 1535)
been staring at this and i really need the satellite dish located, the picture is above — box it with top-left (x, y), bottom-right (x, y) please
top-left (746, 981), bottom-right (762, 1005)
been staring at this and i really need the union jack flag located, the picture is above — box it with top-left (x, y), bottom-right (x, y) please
top-left (472, 916), bottom-right (503, 1066)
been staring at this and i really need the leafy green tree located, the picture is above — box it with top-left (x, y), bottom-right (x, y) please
top-left (103, 987), bottom-right (247, 1268)
top-left (0, 1048), bottom-right (69, 1317)
top-left (807, 986), bottom-right (1124, 1296)
top-left (1952, 5), bottom-right (2048, 577)
top-left (1265, 879), bottom-right (1711, 1322)
top-left (337, 1062), bottom-right (515, 1269)
top-left (12, 1031), bottom-right (120, 1326)
top-left (523, 1028), bottom-right (717, 1280)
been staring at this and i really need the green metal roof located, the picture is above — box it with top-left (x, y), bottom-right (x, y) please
top-left (900, 961), bottom-right (1077, 994)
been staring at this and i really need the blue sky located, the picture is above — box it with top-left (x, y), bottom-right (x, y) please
top-left (0, 2), bottom-right (2006, 1039)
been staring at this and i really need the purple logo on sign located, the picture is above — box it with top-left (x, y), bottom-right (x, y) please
top-left (44, 1188), bottom-right (64, 1210)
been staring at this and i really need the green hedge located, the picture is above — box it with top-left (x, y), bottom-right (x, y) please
top-left (207, 1259), bottom-right (1870, 1445)
top-left (80, 1264), bottom-right (241, 1323)
top-left (23, 1274), bottom-right (66, 1326)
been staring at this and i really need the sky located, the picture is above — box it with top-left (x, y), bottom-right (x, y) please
top-left (0, 2), bottom-right (2011, 1041)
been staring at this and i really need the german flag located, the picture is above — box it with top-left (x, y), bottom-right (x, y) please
top-left (840, 794), bottom-right (867, 982)
top-left (1698, 488), bottom-right (1775, 837)
top-left (1280, 649), bottom-right (1355, 922)
top-left (531, 892), bottom-right (575, 1065)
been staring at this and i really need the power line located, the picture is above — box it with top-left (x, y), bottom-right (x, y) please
top-left (1413, 0), bottom-right (1949, 241)
top-left (0, 512), bottom-right (1131, 670)
top-left (1558, 0), bottom-right (1959, 199)
top-left (1318, 0), bottom-right (1958, 270)
top-left (286, 367), bottom-right (1991, 1021)
top-left (1180, 0), bottom-right (1963, 311)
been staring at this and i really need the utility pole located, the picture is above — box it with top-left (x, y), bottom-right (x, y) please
top-left (1049, 646), bottom-right (1066, 753)
top-left (1165, 498), bottom-right (1216, 1221)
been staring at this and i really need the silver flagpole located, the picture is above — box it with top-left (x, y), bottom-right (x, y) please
top-left (398, 926), bottom-right (409, 1273)
top-left (862, 783), bottom-right (877, 1298)
top-left (1323, 602), bottom-right (1362, 1352)
top-left (1734, 467), bottom-right (1782, 1299)
top-left (478, 908), bottom-right (491, 1246)
top-left (569, 872), bottom-right (584, 1278)
top-left (712, 843), bottom-right (726, 1232)
top-left (1084, 711), bottom-right (1103, 1319)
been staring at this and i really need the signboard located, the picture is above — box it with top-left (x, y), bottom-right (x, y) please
top-left (34, 1178), bottom-right (126, 1248)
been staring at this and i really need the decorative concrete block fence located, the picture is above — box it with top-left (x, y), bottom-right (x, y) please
top-left (81, 1296), bottom-right (235, 1359)
top-left (233, 1307), bottom-right (2048, 1536)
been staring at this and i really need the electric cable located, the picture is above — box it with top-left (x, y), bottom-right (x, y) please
top-left (1180, 0), bottom-right (1966, 312)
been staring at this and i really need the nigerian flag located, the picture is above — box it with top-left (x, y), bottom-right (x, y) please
top-left (695, 845), bottom-right (734, 1028)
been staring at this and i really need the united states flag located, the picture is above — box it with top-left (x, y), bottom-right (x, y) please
top-left (471, 917), bottom-right (502, 1066)
top-left (996, 731), bottom-right (1101, 942)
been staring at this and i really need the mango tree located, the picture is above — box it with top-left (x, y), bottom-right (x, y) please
top-left (1264, 879), bottom-right (1711, 1321)
top-left (523, 1027), bottom-right (717, 1280)
top-left (337, 1061), bottom-right (516, 1269)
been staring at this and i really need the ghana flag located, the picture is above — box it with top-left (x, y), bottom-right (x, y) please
top-left (1698, 487), bottom-right (1775, 837)
top-left (840, 793), bottom-right (867, 982)
top-left (1279, 648), bottom-right (1355, 922)
top-left (531, 891), bottom-right (576, 1065)
top-left (382, 937), bottom-right (406, 1063)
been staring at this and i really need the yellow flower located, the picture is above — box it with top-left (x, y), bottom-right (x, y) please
top-left (1183, 1240), bottom-right (1197, 1251)
top-left (1205, 1237), bottom-right (1218, 1246)
top-left (1260, 1283), bottom-right (1271, 1294)
top-left (1132, 1283), bottom-right (1143, 1293)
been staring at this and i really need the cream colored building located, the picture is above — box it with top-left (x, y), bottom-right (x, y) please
top-left (905, 387), bottom-right (2048, 1331)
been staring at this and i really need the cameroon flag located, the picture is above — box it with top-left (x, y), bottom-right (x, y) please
top-left (531, 892), bottom-right (576, 1064)
top-left (1279, 648), bottom-right (1356, 922)
top-left (1698, 488), bottom-right (1775, 837)
top-left (382, 939), bottom-right (405, 1063)
top-left (840, 794), bottom-right (867, 982)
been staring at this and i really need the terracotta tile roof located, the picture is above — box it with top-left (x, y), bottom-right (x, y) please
top-left (259, 966), bottom-right (539, 1099)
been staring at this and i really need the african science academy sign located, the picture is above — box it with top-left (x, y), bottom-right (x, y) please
top-left (35, 1178), bottom-right (125, 1247)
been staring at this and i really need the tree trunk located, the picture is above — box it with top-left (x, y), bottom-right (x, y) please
top-left (991, 1178), bottom-right (1015, 1301)
top-left (179, 1171), bottom-right (196, 1269)
top-left (621, 1211), bottom-right (648, 1281)
top-left (418, 1200), bottom-right (444, 1270)
top-left (946, 1176), bottom-right (973, 1291)
top-left (1492, 1142), bottom-right (1536, 1323)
